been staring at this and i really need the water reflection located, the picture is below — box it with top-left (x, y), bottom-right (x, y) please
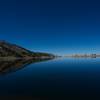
top-left (0, 58), bottom-right (52, 75)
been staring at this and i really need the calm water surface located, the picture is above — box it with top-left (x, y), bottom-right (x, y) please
top-left (0, 57), bottom-right (100, 99)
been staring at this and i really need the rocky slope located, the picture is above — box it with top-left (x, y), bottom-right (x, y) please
top-left (0, 40), bottom-right (54, 58)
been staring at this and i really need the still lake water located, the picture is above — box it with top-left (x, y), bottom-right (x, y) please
top-left (0, 57), bottom-right (100, 99)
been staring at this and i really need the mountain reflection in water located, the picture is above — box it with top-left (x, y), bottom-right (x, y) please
top-left (0, 58), bottom-right (52, 75)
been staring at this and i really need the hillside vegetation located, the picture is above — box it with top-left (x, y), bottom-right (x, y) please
top-left (0, 41), bottom-right (54, 58)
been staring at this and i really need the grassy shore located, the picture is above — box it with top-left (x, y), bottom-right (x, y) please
top-left (0, 57), bottom-right (21, 61)
top-left (0, 56), bottom-right (55, 61)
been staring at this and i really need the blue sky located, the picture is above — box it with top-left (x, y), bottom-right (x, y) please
top-left (0, 0), bottom-right (100, 55)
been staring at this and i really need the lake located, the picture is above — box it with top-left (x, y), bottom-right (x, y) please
top-left (0, 57), bottom-right (100, 100)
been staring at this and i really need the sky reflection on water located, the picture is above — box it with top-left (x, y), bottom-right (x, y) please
top-left (0, 58), bottom-right (100, 99)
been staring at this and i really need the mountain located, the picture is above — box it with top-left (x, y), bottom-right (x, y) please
top-left (0, 40), bottom-right (54, 58)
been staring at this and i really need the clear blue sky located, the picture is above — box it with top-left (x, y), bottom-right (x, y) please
top-left (0, 0), bottom-right (100, 55)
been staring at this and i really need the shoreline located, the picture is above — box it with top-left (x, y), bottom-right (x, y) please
top-left (0, 56), bottom-right (55, 61)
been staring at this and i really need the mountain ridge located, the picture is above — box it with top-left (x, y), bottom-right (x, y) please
top-left (0, 40), bottom-right (54, 58)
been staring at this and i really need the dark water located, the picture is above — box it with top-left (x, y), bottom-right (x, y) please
top-left (0, 58), bottom-right (100, 99)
